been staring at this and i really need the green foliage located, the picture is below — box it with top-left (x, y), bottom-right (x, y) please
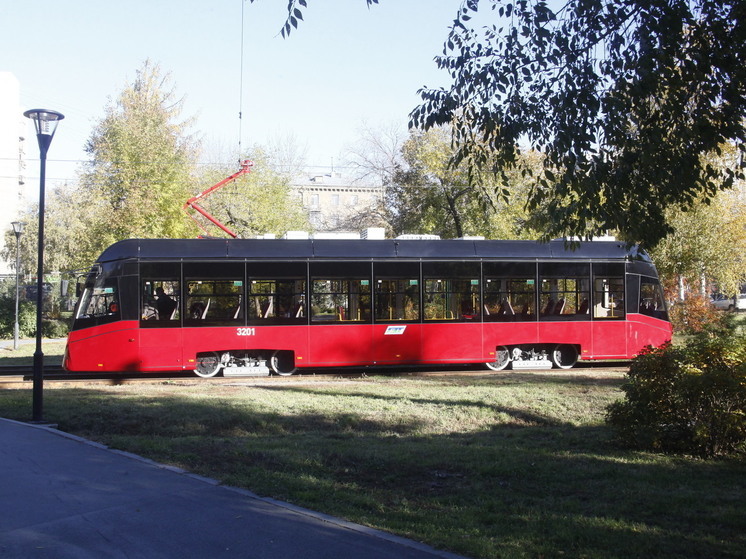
top-left (41, 318), bottom-right (70, 339)
top-left (607, 324), bottom-right (746, 458)
top-left (667, 294), bottom-right (724, 335)
top-left (650, 177), bottom-right (746, 298)
top-left (0, 296), bottom-right (37, 339)
top-left (75, 60), bottom-right (199, 265)
top-left (384, 126), bottom-right (542, 239)
top-left (407, 0), bottom-right (745, 247)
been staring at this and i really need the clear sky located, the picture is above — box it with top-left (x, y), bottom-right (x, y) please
top-left (2, 0), bottom-right (458, 194)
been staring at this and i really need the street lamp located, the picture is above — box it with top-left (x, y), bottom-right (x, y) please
top-left (23, 108), bottom-right (64, 423)
top-left (11, 221), bottom-right (24, 351)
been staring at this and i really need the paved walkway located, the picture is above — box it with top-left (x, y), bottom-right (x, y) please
top-left (0, 418), bottom-right (465, 559)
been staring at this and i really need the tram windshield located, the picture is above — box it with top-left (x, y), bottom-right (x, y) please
top-left (75, 270), bottom-right (119, 322)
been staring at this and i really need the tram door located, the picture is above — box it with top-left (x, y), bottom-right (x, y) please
top-left (591, 272), bottom-right (627, 358)
top-left (308, 263), bottom-right (373, 366)
top-left (372, 267), bottom-right (423, 364)
top-left (139, 273), bottom-right (184, 370)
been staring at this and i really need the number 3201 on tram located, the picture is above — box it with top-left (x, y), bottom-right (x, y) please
top-left (64, 238), bottom-right (672, 377)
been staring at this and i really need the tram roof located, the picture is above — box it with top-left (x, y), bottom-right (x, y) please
top-left (96, 238), bottom-right (650, 263)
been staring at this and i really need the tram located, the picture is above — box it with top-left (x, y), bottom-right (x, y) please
top-left (64, 238), bottom-right (672, 377)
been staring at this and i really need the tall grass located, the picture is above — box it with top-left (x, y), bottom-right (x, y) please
top-left (0, 372), bottom-right (744, 558)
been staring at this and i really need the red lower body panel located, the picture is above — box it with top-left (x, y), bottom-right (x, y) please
top-left (64, 315), bottom-right (672, 372)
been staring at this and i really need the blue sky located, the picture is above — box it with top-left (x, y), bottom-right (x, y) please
top-left (2, 1), bottom-right (458, 191)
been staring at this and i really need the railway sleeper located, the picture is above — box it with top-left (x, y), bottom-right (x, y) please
top-left (485, 344), bottom-right (579, 372)
top-left (194, 349), bottom-right (297, 378)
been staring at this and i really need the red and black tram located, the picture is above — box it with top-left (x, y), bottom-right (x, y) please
top-left (64, 238), bottom-right (672, 377)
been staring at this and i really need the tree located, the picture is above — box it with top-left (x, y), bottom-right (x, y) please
top-left (190, 148), bottom-right (310, 238)
top-left (79, 60), bottom-right (199, 257)
top-left (650, 172), bottom-right (746, 300)
top-left (1, 183), bottom-right (89, 281)
top-left (346, 123), bottom-right (542, 238)
top-left (264, 0), bottom-right (746, 248)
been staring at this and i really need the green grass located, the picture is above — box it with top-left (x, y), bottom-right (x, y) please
top-left (0, 371), bottom-right (743, 558)
top-left (0, 340), bottom-right (66, 367)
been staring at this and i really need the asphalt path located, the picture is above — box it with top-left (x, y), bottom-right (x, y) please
top-left (0, 418), bottom-right (465, 559)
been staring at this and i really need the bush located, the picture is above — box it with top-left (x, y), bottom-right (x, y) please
top-left (606, 322), bottom-right (746, 458)
top-left (0, 296), bottom-right (38, 339)
top-left (667, 294), bottom-right (723, 334)
top-left (42, 318), bottom-right (70, 339)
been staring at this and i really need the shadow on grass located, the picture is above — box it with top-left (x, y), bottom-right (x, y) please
top-left (1, 381), bottom-right (743, 559)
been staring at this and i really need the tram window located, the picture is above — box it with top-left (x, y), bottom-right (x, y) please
top-left (310, 261), bottom-right (372, 323)
top-left (639, 277), bottom-right (668, 320)
top-left (373, 261), bottom-right (420, 322)
top-left (141, 280), bottom-right (180, 322)
top-left (422, 262), bottom-right (480, 321)
top-left (592, 264), bottom-right (625, 319)
top-left (76, 278), bottom-right (120, 322)
top-left (185, 279), bottom-right (243, 323)
top-left (375, 279), bottom-right (420, 321)
top-left (140, 263), bottom-right (181, 326)
top-left (248, 278), bottom-right (306, 324)
top-left (538, 263), bottom-right (590, 321)
top-left (311, 279), bottom-right (371, 322)
top-left (484, 278), bottom-right (536, 321)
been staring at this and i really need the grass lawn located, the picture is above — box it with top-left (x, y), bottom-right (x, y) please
top-left (0, 371), bottom-right (743, 558)
top-left (0, 340), bottom-right (66, 367)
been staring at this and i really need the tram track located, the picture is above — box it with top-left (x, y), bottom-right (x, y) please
top-left (0, 361), bottom-right (630, 389)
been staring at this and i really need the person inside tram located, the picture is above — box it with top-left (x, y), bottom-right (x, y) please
top-left (156, 287), bottom-right (177, 320)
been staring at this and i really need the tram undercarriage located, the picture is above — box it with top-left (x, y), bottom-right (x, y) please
top-left (485, 344), bottom-right (579, 371)
top-left (194, 349), bottom-right (297, 378)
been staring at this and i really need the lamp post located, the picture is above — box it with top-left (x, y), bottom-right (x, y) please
top-left (11, 221), bottom-right (24, 351)
top-left (23, 109), bottom-right (64, 423)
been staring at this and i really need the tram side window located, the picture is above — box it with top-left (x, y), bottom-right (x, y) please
top-left (248, 278), bottom-right (306, 323)
top-left (185, 279), bottom-right (243, 323)
top-left (538, 263), bottom-right (590, 321)
top-left (639, 277), bottom-right (668, 320)
top-left (484, 278), bottom-right (536, 321)
top-left (311, 278), bottom-right (371, 322)
top-left (375, 279), bottom-right (419, 321)
top-left (310, 261), bottom-right (372, 323)
top-left (142, 280), bottom-right (180, 322)
top-left (423, 262), bottom-right (480, 321)
top-left (374, 261), bottom-right (420, 322)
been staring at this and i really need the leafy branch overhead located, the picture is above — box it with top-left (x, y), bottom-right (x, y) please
top-left (263, 0), bottom-right (745, 247)
top-left (411, 0), bottom-right (745, 247)
top-left (269, 0), bottom-right (380, 38)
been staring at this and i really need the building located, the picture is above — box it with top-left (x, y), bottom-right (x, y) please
top-left (0, 72), bottom-right (26, 275)
top-left (293, 171), bottom-right (385, 232)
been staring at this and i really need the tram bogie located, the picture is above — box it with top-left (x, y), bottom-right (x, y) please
top-left (193, 349), bottom-right (296, 378)
top-left (484, 343), bottom-right (579, 371)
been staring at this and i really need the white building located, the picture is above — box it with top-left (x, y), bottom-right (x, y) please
top-left (0, 72), bottom-right (26, 275)
top-left (293, 171), bottom-right (385, 232)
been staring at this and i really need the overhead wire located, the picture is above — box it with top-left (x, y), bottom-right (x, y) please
top-left (237, 0), bottom-right (246, 164)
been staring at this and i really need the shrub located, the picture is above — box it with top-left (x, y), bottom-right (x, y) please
top-left (42, 318), bottom-right (70, 339)
top-left (0, 296), bottom-right (38, 339)
top-left (606, 322), bottom-right (746, 458)
top-left (667, 294), bottom-right (723, 334)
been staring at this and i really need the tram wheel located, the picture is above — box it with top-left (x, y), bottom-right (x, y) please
top-left (485, 346), bottom-right (511, 371)
top-left (194, 352), bottom-right (221, 378)
top-left (551, 344), bottom-right (578, 370)
top-left (270, 350), bottom-right (297, 376)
